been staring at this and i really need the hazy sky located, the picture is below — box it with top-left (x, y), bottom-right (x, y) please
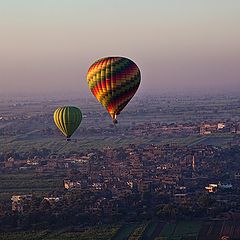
top-left (1, 0), bottom-right (240, 97)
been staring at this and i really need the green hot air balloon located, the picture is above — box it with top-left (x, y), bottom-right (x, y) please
top-left (53, 106), bottom-right (82, 141)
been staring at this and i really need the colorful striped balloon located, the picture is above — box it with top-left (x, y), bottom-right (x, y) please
top-left (53, 106), bottom-right (82, 140)
top-left (87, 56), bottom-right (141, 123)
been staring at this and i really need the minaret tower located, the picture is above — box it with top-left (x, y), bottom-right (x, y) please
top-left (192, 155), bottom-right (196, 171)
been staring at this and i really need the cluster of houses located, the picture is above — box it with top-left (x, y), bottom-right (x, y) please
top-left (125, 121), bottom-right (240, 137)
top-left (7, 143), bottom-right (240, 216)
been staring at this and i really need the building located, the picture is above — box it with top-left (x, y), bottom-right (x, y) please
top-left (174, 193), bottom-right (188, 204)
top-left (44, 197), bottom-right (61, 204)
top-left (217, 122), bottom-right (225, 130)
top-left (200, 123), bottom-right (217, 135)
top-left (218, 182), bottom-right (233, 189)
top-left (205, 184), bottom-right (218, 193)
top-left (64, 179), bottom-right (81, 190)
top-left (235, 172), bottom-right (240, 180)
top-left (11, 195), bottom-right (32, 213)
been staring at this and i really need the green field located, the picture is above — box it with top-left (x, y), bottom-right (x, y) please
top-left (156, 221), bottom-right (202, 240)
top-left (0, 225), bottom-right (120, 240)
top-left (1, 221), bottom-right (240, 240)
top-left (113, 223), bottom-right (139, 240)
top-left (0, 132), bottom-right (237, 154)
top-left (1, 95), bottom-right (239, 154)
top-left (0, 172), bottom-right (64, 201)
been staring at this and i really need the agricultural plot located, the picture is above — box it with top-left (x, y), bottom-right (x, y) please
top-left (0, 225), bottom-right (120, 240)
top-left (141, 221), bottom-right (159, 239)
top-left (0, 231), bottom-right (49, 240)
top-left (0, 172), bottom-right (63, 201)
top-left (0, 134), bottom-right (147, 154)
top-left (1, 131), bottom-right (237, 155)
top-left (1, 95), bottom-right (240, 154)
top-left (112, 223), bottom-right (139, 240)
top-left (198, 221), bottom-right (240, 240)
top-left (157, 222), bottom-right (176, 239)
top-left (1, 221), bottom-right (240, 240)
top-left (174, 221), bottom-right (201, 236)
top-left (128, 223), bottom-right (148, 240)
top-left (156, 221), bottom-right (202, 240)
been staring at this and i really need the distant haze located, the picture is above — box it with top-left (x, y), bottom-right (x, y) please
top-left (0, 0), bottom-right (240, 97)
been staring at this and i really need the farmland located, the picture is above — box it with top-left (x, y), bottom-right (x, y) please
top-left (0, 95), bottom-right (239, 154)
top-left (1, 221), bottom-right (240, 240)
top-left (0, 95), bottom-right (240, 239)
top-left (0, 172), bottom-right (64, 201)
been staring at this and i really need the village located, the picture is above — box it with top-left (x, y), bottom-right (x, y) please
top-left (1, 140), bottom-right (240, 224)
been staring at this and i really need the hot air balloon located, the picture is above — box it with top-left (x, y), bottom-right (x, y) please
top-left (53, 106), bottom-right (82, 141)
top-left (87, 56), bottom-right (141, 124)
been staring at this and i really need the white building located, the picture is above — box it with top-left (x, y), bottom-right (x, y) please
top-left (11, 195), bottom-right (32, 213)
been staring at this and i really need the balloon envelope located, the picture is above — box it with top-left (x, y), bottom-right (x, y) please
top-left (87, 56), bottom-right (141, 122)
top-left (53, 106), bottom-right (82, 139)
